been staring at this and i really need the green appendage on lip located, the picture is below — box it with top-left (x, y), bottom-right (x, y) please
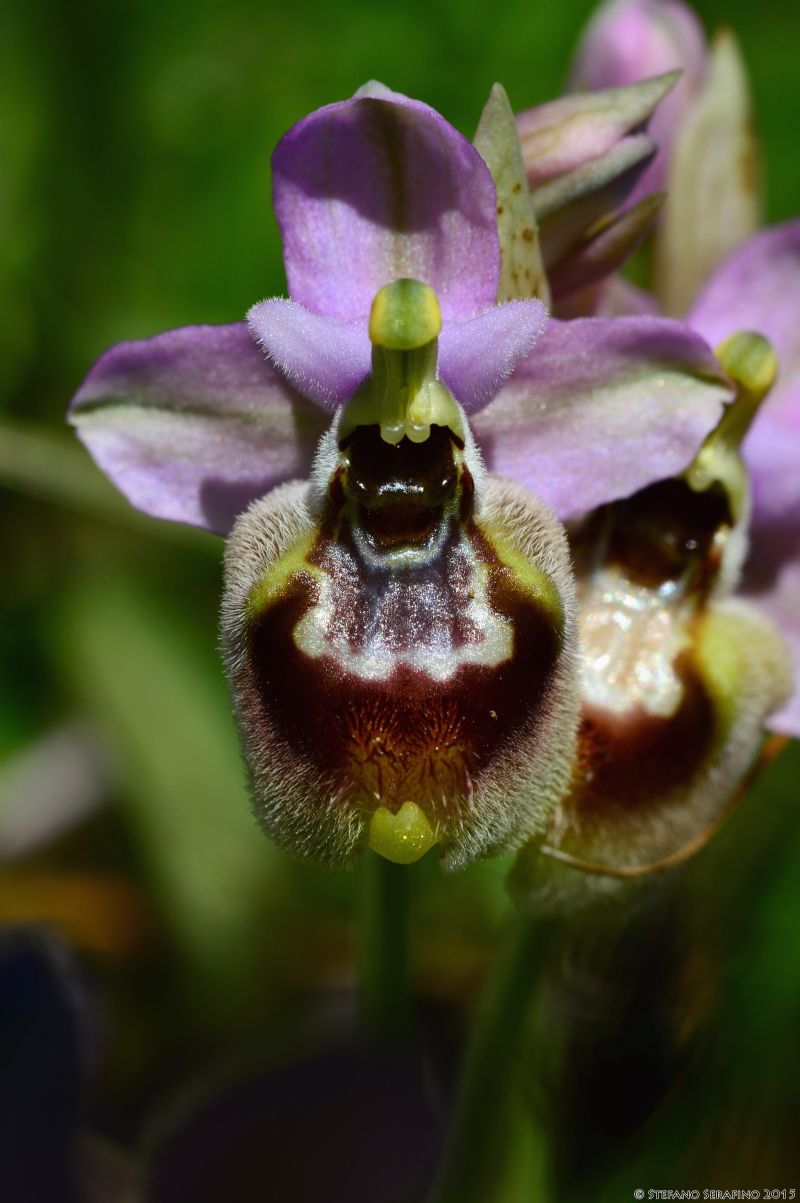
top-left (368, 801), bottom-right (439, 864)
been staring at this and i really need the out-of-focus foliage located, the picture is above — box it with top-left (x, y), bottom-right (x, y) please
top-left (1, 0), bottom-right (798, 1195)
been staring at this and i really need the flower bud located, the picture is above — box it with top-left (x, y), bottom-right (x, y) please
top-left (513, 73), bottom-right (677, 306)
top-left (221, 283), bottom-right (579, 869)
top-left (569, 0), bottom-right (708, 197)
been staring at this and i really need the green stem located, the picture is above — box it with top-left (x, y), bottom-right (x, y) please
top-left (358, 852), bottom-right (411, 1039)
top-left (427, 914), bottom-right (551, 1203)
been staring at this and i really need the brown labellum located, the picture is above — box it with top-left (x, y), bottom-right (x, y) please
top-left (221, 416), bottom-right (578, 870)
top-left (510, 472), bottom-right (791, 909)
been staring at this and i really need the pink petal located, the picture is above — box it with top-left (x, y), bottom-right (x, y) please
top-left (438, 300), bottom-right (547, 413)
top-left (272, 83), bottom-right (500, 321)
top-left (69, 324), bottom-right (327, 534)
top-left (472, 316), bottom-right (733, 519)
top-left (248, 299), bottom-right (371, 408)
top-left (517, 72), bottom-right (677, 190)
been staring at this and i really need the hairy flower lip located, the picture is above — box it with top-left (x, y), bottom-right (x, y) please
top-left (581, 214), bottom-right (800, 737)
top-left (510, 301), bottom-right (794, 904)
top-left (510, 464), bottom-right (791, 908)
top-left (221, 468), bottom-right (581, 869)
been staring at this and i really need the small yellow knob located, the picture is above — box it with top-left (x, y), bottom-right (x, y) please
top-left (368, 801), bottom-right (438, 864)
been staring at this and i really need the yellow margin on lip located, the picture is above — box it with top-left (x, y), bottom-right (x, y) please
top-left (692, 608), bottom-right (745, 746)
top-left (246, 529), bottom-right (322, 620)
top-left (483, 525), bottom-right (565, 632)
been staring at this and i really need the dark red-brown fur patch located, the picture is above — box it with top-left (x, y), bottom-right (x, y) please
top-left (247, 531), bottom-right (562, 824)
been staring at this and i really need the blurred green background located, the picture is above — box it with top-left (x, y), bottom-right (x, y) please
top-left (1, 0), bottom-right (799, 1196)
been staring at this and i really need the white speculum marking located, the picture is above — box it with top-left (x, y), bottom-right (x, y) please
top-left (293, 514), bottom-right (513, 684)
top-left (579, 567), bottom-right (691, 718)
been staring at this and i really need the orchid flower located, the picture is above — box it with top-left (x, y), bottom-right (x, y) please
top-left (511, 331), bottom-right (791, 905)
top-left (514, 71), bottom-right (676, 311)
top-left (688, 223), bottom-right (800, 741)
top-left (565, 0), bottom-right (759, 317)
top-left (500, 0), bottom-right (798, 901)
top-left (556, 0), bottom-right (800, 743)
top-left (70, 83), bottom-right (748, 873)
